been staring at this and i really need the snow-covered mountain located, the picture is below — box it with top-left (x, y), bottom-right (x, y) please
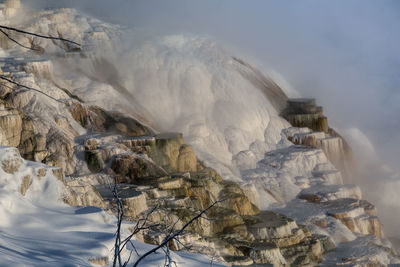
top-left (0, 1), bottom-right (398, 266)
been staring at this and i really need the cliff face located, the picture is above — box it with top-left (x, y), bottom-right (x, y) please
top-left (77, 130), bottom-right (334, 266)
top-left (0, 2), bottom-right (398, 266)
top-left (281, 98), bottom-right (355, 179)
top-left (0, 52), bottom-right (330, 266)
top-left (281, 98), bottom-right (328, 133)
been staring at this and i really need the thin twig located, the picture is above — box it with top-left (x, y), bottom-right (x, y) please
top-left (132, 200), bottom-right (224, 267)
top-left (0, 25), bottom-right (80, 46)
top-left (0, 28), bottom-right (39, 51)
top-left (210, 252), bottom-right (216, 267)
top-left (172, 236), bottom-right (192, 251)
top-left (0, 75), bottom-right (65, 103)
top-left (0, 82), bottom-right (16, 91)
top-left (128, 240), bottom-right (140, 257)
top-left (123, 248), bottom-right (134, 267)
top-left (119, 205), bottom-right (159, 253)
top-left (112, 176), bottom-right (124, 267)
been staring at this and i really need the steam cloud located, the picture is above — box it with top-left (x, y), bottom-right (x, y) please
top-left (26, 0), bottom-right (400, 241)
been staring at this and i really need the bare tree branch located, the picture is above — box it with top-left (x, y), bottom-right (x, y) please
top-left (0, 25), bottom-right (81, 46)
top-left (132, 200), bottom-right (224, 267)
top-left (210, 252), bottom-right (216, 267)
top-left (0, 75), bottom-right (65, 103)
top-left (118, 205), bottom-right (160, 254)
top-left (162, 245), bottom-right (177, 267)
top-left (172, 236), bottom-right (192, 251)
top-left (0, 25), bottom-right (83, 105)
top-left (0, 28), bottom-right (39, 51)
top-left (112, 176), bottom-right (124, 267)
top-left (0, 81), bottom-right (15, 91)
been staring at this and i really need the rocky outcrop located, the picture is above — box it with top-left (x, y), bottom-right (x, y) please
top-left (0, 56), bottom-right (154, 177)
top-left (24, 94), bottom-right (389, 266)
top-left (0, 146), bottom-right (24, 174)
top-left (283, 127), bottom-right (353, 179)
top-left (64, 180), bottom-right (107, 210)
top-left (299, 184), bottom-right (362, 202)
top-left (69, 130), bottom-right (332, 266)
top-left (150, 132), bottom-right (185, 172)
top-left (0, 3), bottom-right (396, 266)
top-left (281, 98), bottom-right (328, 133)
top-left (79, 104), bottom-right (153, 137)
top-left (0, 103), bottom-right (22, 147)
top-left (177, 144), bottom-right (198, 172)
top-left (281, 98), bottom-right (355, 180)
top-left (321, 235), bottom-right (399, 266)
top-left (296, 185), bottom-right (383, 238)
top-left (324, 198), bottom-right (383, 238)
top-left (0, 53), bottom-right (395, 266)
top-left (246, 211), bottom-right (329, 265)
top-left (0, 146), bottom-right (66, 199)
top-left (242, 145), bottom-right (342, 207)
top-left (19, 175), bottom-right (31, 195)
top-left (18, 117), bottom-right (48, 162)
top-left (236, 119), bottom-right (398, 265)
top-left (97, 185), bottom-right (148, 218)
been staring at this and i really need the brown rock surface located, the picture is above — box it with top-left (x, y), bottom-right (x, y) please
top-left (177, 144), bottom-right (197, 172)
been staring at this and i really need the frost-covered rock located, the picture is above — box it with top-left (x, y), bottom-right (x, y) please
top-left (0, 2), bottom-right (396, 266)
top-left (241, 145), bottom-right (339, 208)
top-left (283, 126), bottom-right (353, 179)
top-left (0, 144), bottom-right (230, 266)
top-left (321, 235), bottom-right (400, 266)
top-left (0, 145), bottom-right (113, 265)
top-left (0, 104), bottom-right (22, 147)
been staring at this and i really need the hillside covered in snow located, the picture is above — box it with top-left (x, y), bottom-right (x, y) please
top-left (0, 1), bottom-right (398, 266)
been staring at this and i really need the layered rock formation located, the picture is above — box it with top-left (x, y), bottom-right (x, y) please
top-left (0, 53), bottom-right (393, 267)
top-left (281, 99), bottom-right (354, 179)
top-left (73, 131), bottom-right (332, 266)
top-left (0, 50), bottom-right (331, 264)
top-left (0, 2), bottom-right (397, 266)
top-left (232, 99), bottom-right (398, 265)
top-left (281, 98), bottom-right (328, 133)
top-left (0, 56), bottom-right (153, 176)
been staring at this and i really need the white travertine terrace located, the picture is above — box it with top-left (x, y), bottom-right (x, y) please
top-left (0, 1), bottom-right (397, 265)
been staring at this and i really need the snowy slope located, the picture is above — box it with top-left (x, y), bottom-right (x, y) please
top-left (0, 2), bottom-right (398, 266)
top-left (0, 146), bottom-right (225, 266)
